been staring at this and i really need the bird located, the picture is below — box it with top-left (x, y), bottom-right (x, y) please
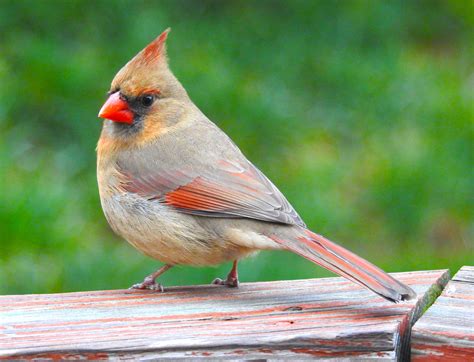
top-left (97, 28), bottom-right (416, 302)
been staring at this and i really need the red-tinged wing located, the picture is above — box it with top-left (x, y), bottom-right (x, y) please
top-left (118, 159), bottom-right (306, 227)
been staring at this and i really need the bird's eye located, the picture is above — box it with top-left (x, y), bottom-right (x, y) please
top-left (141, 95), bottom-right (154, 107)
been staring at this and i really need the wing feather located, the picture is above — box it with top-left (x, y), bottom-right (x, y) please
top-left (118, 158), bottom-right (306, 227)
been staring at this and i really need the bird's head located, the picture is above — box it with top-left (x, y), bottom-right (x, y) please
top-left (98, 28), bottom-right (189, 140)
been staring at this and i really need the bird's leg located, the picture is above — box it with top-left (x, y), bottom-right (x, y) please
top-left (212, 260), bottom-right (239, 288)
top-left (130, 264), bottom-right (173, 292)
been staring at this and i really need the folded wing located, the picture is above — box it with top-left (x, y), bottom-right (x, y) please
top-left (118, 158), bottom-right (306, 227)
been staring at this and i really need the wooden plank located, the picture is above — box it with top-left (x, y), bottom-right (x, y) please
top-left (412, 265), bottom-right (474, 361)
top-left (0, 270), bottom-right (448, 360)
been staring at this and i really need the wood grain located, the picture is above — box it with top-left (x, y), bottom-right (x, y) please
top-left (0, 270), bottom-right (449, 360)
top-left (411, 266), bottom-right (474, 361)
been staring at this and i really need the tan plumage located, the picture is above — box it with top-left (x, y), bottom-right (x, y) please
top-left (97, 29), bottom-right (416, 302)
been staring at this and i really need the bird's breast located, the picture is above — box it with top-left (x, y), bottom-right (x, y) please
top-left (98, 179), bottom-right (254, 266)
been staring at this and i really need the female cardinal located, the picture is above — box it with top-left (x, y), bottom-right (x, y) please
top-left (97, 29), bottom-right (415, 302)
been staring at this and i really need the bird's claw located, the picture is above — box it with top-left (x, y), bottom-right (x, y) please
top-left (130, 276), bottom-right (164, 292)
top-left (212, 277), bottom-right (239, 288)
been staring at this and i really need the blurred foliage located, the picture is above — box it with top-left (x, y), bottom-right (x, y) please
top-left (0, 0), bottom-right (472, 294)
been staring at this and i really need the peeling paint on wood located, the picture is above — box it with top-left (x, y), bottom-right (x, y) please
top-left (0, 270), bottom-right (449, 360)
top-left (412, 266), bottom-right (474, 361)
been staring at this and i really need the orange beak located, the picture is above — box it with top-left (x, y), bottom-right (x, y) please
top-left (98, 92), bottom-right (134, 124)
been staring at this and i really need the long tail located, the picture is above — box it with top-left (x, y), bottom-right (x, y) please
top-left (269, 228), bottom-right (416, 303)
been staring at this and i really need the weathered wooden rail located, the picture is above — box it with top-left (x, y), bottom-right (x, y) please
top-left (411, 266), bottom-right (474, 360)
top-left (0, 267), bottom-right (471, 360)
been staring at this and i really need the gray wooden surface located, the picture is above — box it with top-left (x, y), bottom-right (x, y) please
top-left (1, 269), bottom-right (449, 360)
top-left (411, 265), bottom-right (474, 360)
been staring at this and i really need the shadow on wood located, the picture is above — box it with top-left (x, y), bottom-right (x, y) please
top-left (0, 270), bottom-right (449, 360)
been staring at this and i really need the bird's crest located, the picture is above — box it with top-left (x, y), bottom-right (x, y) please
top-left (135, 28), bottom-right (170, 66)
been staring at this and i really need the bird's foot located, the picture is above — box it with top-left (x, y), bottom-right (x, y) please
top-left (130, 276), bottom-right (164, 292)
top-left (212, 260), bottom-right (239, 288)
top-left (129, 264), bottom-right (172, 292)
top-left (212, 276), bottom-right (239, 288)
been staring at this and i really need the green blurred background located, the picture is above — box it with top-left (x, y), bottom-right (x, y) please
top-left (1, 0), bottom-right (472, 294)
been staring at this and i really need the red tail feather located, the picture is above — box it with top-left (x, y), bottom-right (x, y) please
top-left (269, 229), bottom-right (416, 302)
